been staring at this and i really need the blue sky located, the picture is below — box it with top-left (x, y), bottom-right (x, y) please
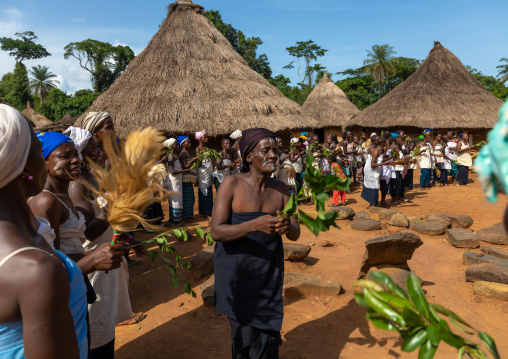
top-left (1, 0), bottom-right (507, 94)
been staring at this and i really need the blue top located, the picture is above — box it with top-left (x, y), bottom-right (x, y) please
top-left (214, 212), bottom-right (284, 331)
top-left (0, 250), bottom-right (88, 359)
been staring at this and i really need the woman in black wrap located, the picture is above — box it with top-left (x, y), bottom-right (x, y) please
top-left (211, 128), bottom-right (300, 359)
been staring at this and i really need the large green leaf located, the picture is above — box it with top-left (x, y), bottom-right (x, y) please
top-left (378, 292), bottom-right (414, 310)
top-left (401, 328), bottom-right (428, 352)
top-left (354, 279), bottom-right (383, 292)
top-left (478, 332), bottom-right (501, 359)
top-left (401, 307), bottom-right (426, 327)
top-left (430, 304), bottom-right (475, 331)
top-left (298, 210), bottom-right (339, 236)
top-left (418, 340), bottom-right (437, 359)
top-left (279, 194), bottom-right (297, 218)
top-left (313, 191), bottom-right (329, 212)
top-left (368, 271), bottom-right (409, 299)
top-left (366, 311), bottom-right (399, 332)
top-left (407, 272), bottom-right (430, 319)
top-left (425, 323), bottom-right (440, 347)
top-left (195, 227), bottom-right (205, 240)
top-left (364, 288), bottom-right (406, 327)
top-left (437, 319), bottom-right (466, 349)
top-left (354, 293), bottom-right (368, 307)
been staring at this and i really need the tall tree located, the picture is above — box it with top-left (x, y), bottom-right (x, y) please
top-left (363, 44), bottom-right (397, 99)
top-left (205, 10), bottom-right (272, 79)
top-left (64, 39), bottom-right (135, 93)
top-left (0, 31), bottom-right (50, 63)
top-left (1, 62), bottom-right (32, 110)
top-left (284, 40), bottom-right (328, 88)
top-left (496, 58), bottom-right (508, 84)
top-left (468, 66), bottom-right (508, 101)
top-left (28, 65), bottom-right (60, 104)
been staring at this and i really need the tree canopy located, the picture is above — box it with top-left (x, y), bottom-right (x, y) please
top-left (0, 31), bottom-right (50, 63)
top-left (284, 40), bottom-right (328, 88)
top-left (363, 44), bottom-right (397, 99)
top-left (28, 65), bottom-right (60, 104)
top-left (0, 62), bottom-right (32, 110)
top-left (496, 58), bottom-right (508, 84)
top-left (36, 88), bottom-right (100, 121)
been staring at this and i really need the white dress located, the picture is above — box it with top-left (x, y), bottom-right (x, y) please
top-left (363, 153), bottom-right (382, 189)
top-left (197, 158), bottom-right (214, 195)
top-left (166, 156), bottom-right (183, 210)
top-left (418, 144), bottom-right (432, 169)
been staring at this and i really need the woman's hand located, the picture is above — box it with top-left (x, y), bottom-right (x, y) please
top-left (252, 215), bottom-right (290, 235)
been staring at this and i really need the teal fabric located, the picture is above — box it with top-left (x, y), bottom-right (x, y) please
top-left (0, 322), bottom-right (24, 359)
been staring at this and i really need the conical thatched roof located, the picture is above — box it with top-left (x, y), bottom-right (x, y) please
top-left (77, 0), bottom-right (316, 137)
top-left (0, 98), bottom-right (35, 127)
top-left (350, 41), bottom-right (503, 129)
top-left (302, 72), bottom-right (359, 129)
top-left (22, 101), bottom-right (53, 129)
top-left (37, 113), bottom-right (77, 132)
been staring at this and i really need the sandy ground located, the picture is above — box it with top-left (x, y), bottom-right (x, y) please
top-left (115, 170), bottom-right (508, 359)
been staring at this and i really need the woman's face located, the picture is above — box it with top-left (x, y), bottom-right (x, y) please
top-left (222, 139), bottom-right (231, 150)
top-left (183, 139), bottom-right (191, 149)
top-left (82, 137), bottom-right (102, 166)
top-left (346, 131), bottom-right (352, 139)
top-left (201, 134), bottom-right (209, 144)
top-left (326, 136), bottom-right (332, 144)
top-left (436, 134), bottom-right (442, 141)
top-left (46, 142), bottom-right (81, 180)
top-left (172, 142), bottom-right (180, 152)
top-left (247, 138), bottom-right (278, 173)
top-left (353, 136), bottom-right (358, 143)
top-left (94, 117), bottom-right (116, 144)
top-left (276, 138), bottom-right (283, 148)
top-left (462, 133), bottom-right (469, 141)
top-left (24, 130), bottom-right (47, 196)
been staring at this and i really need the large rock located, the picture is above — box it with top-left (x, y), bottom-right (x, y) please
top-left (427, 212), bottom-right (473, 229)
top-left (473, 281), bottom-right (508, 301)
top-left (389, 213), bottom-right (409, 228)
top-left (354, 211), bottom-right (371, 221)
top-left (477, 223), bottom-right (508, 245)
top-left (379, 209), bottom-right (400, 220)
top-left (446, 228), bottom-right (479, 248)
top-left (481, 246), bottom-right (508, 260)
top-left (200, 275), bottom-right (215, 306)
top-left (426, 214), bottom-right (452, 227)
top-left (413, 221), bottom-right (448, 236)
top-left (283, 243), bottom-right (311, 261)
top-left (191, 245), bottom-right (215, 280)
top-left (358, 232), bottom-right (423, 278)
top-left (369, 266), bottom-right (423, 290)
top-left (283, 272), bottom-right (344, 298)
top-left (327, 206), bottom-right (355, 220)
top-left (351, 219), bottom-right (381, 231)
top-left (463, 252), bottom-right (508, 267)
top-left (465, 263), bottom-right (508, 284)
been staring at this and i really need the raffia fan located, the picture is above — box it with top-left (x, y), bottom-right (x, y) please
top-left (87, 127), bottom-right (173, 234)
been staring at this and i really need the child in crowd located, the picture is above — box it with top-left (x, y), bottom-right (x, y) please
top-left (327, 155), bottom-right (347, 206)
top-left (341, 159), bottom-right (352, 194)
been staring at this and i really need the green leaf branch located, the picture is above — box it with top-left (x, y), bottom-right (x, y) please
top-left (191, 148), bottom-right (222, 169)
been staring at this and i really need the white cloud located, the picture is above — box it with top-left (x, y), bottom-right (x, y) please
top-left (0, 7), bottom-right (23, 35)
top-left (71, 17), bottom-right (86, 23)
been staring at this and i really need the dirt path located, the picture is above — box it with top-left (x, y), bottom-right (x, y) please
top-left (115, 172), bottom-right (508, 359)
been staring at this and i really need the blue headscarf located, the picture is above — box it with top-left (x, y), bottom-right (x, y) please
top-left (177, 136), bottom-right (189, 147)
top-left (37, 131), bottom-right (73, 159)
top-left (423, 129), bottom-right (433, 136)
top-left (390, 132), bottom-right (398, 139)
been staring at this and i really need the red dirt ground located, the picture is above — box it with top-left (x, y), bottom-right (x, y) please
top-left (115, 171), bottom-right (508, 359)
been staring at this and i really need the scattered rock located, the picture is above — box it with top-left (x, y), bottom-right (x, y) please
top-left (446, 228), bottom-right (479, 248)
top-left (327, 206), bottom-right (355, 220)
top-left (428, 212), bottom-right (473, 229)
top-left (368, 207), bottom-right (382, 214)
top-left (369, 266), bottom-right (423, 290)
top-left (354, 211), bottom-right (371, 221)
top-left (426, 214), bottom-right (452, 227)
top-left (321, 240), bottom-right (335, 248)
top-left (283, 272), bottom-right (344, 299)
top-left (283, 243), bottom-right (311, 261)
top-left (474, 281), bottom-right (508, 301)
top-left (412, 221), bottom-right (448, 236)
top-left (477, 223), bottom-right (508, 245)
top-left (463, 252), bottom-right (508, 267)
top-left (465, 263), bottom-right (508, 285)
top-left (200, 275), bottom-right (215, 306)
top-left (358, 232), bottom-right (423, 278)
top-left (191, 245), bottom-right (215, 280)
top-left (379, 208), bottom-right (400, 220)
top-left (481, 246), bottom-right (508, 261)
top-left (474, 296), bottom-right (483, 303)
top-left (389, 213), bottom-right (409, 228)
top-left (351, 219), bottom-right (382, 231)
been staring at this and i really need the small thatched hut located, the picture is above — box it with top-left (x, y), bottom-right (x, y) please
top-left (348, 41), bottom-right (503, 142)
top-left (37, 113), bottom-right (77, 133)
top-left (1, 99), bottom-right (36, 127)
top-left (21, 101), bottom-right (53, 129)
top-left (77, 0), bottom-right (316, 142)
top-left (301, 72), bottom-right (359, 140)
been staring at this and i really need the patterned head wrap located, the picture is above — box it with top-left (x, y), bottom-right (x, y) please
top-left (37, 131), bottom-right (73, 159)
top-left (163, 138), bottom-right (177, 149)
top-left (230, 130), bottom-right (242, 140)
top-left (423, 129), bottom-right (433, 136)
top-left (239, 128), bottom-right (276, 173)
top-left (475, 100), bottom-right (508, 202)
top-left (195, 130), bottom-right (206, 140)
top-left (64, 126), bottom-right (92, 159)
top-left (177, 136), bottom-right (189, 146)
top-left (83, 112), bottom-right (110, 133)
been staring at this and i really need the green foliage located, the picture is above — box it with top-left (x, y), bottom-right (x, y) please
top-left (284, 40), bottom-right (328, 88)
top-left (205, 10), bottom-right (272, 79)
top-left (28, 65), bottom-right (59, 104)
top-left (1, 62), bottom-right (32, 110)
top-left (355, 271), bottom-right (501, 359)
top-left (467, 66), bottom-right (508, 101)
top-left (0, 31), bottom-right (50, 63)
top-left (363, 44), bottom-right (397, 99)
top-left (191, 148), bottom-right (222, 169)
top-left (36, 88), bottom-right (100, 121)
top-left (64, 39), bottom-right (135, 92)
top-left (496, 58), bottom-right (508, 84)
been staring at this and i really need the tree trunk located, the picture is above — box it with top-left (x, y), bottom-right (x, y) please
top-left (378, 83), bottom-right (381, 100)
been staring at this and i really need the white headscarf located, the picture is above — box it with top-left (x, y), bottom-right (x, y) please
top-left (290, 137), bottom-right (299, 144)
top-left (163, 138), bottom-right (177, 149)
top-left (230, 130), bottom-right (242, 140)
top-left (0, 104), bottom-right (31, 189)
top-left (83, 112), bottom-right (110, 133)
top-left (64, 126), bottom-right (92, 159)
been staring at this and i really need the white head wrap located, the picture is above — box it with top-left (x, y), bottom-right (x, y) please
top-left (230, 130), bottom-right (242, 140)
top-left (83, 112), bottom-right (110, 133)
top-left (0, 104), bottom-right (32, 189)
top-left (163, 138), bottom-right (177, 149)
top-left (290, 137), bottom-right (299, 144)
top-left (64, 126), bottom-right (92, 159)
top-left (370, 132), bottom-right (377, 138)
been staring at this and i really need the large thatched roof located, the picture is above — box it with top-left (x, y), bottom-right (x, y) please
top-left (350, 41), bottom-right (503, 129)
top-left (37, 113), bottom-right (77, 132)
top-left (21, 101), bottom-right (53, 129)
top-left (77, 0), bottom-right (316, 137)
top-left (302, 72), bottom-right (359, 129)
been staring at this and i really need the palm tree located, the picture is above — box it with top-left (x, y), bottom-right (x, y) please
top-left (28, 65), bottom-right (60, 104)
top-left (496, 58), bottom-right (508, 84)
top-left (363, 44), bottom-right (397, 99)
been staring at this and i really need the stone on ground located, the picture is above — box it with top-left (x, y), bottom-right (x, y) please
top-left (481, 246), bottom-right (508, 260)
top-left (283, 272), bottom-right (344, 299)
top-left (200, 275), bottom-right (215, 306)
top-left (465, 263), bottom-right (508, 284)
top-left (354, 211), bottom-right (371, 221)
top-left (429, 212), bottom-right (473, 229)
top-left (191, 245), bottom-right (215, 280)
top-left (358, 232), bottom-right (423, 278)
top-left (473, 281), bottom-right (508, 301)
top-left (326, 206), bottom-right (355, 220)
top-left (368, 207), bottom-right (382, 214)
top-left (351, 219), bottom-right (381, 231)
top-left (379, 208), bottom-right (400, 220)
top-left (283, 243), bottom-right (311, 261)
top-left (412, 221), bottom-right (448, 236)
top-left (446, 228), bottom-right (479, 248)
top-left (426, 214), bottom-right (452, 227)
top-left (463, 252), bottom-right (508, 267)
top-left (369, 266), bottom-right (423, 291)
top-left (389, 213), bottom-right (409, 228)
top-left (477, 223), bottom-right (508, 245)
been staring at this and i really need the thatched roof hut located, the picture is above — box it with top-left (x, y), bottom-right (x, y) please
top-left (77, 0), bottom-right (316, 137)
top-left (349, 41), bottom-right (503, 131)
top-left (0, 98), bottom-right (36, 127)
top-left (21, 101), bottom-right (53, 129)
top-left (302, 72), bottom-right (359, 134)
top-left (37, 113), bottom-right (77, 132)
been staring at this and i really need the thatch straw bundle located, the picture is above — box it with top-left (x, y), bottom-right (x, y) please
top-left (77, 0), bottom-right (317, 137)
top-left (37, 113), bottom-right (77, 132)
top-left (350, 41), bottom-right (503, 130)
top-left (22, 101), bottom-right (53, 129)
top-left (302, 72), bottom-right (359, 129)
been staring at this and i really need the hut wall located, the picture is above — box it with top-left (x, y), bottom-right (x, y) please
top-left (324, 126), bottom-right (342, 139)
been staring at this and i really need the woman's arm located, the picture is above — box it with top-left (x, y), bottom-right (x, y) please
top-left (69, 182), bottom-right (109, 241)
top-left (29, 193), bottom-right (63, 250)
top-left (167, 155), bottom-right (190, 174)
